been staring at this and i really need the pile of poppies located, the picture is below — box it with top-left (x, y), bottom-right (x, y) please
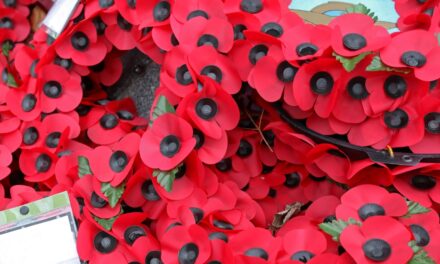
top-left (0, 0), bottom-right (440, 263)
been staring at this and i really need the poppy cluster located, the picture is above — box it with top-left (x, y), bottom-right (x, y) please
top-left (0, 0), bottom-right (439, 263)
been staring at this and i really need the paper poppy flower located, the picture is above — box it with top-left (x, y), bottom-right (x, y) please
top-left (305, 195), bottom-right (341, 224)
top-left (347, 103), bottom-right (425, 149)
top-left (6, 78), bottom-right (42, 122)
top-left (114, 0), bottom-right (141, 25)
top-left (101, 11), bottom-right (142, 50)
top-left (0, 105), bottom-right (22, 152)
top-left (336, 185), bottom-right (408, 222)
top-left (188, 45), bottom-right (241, 94)
top-left (340, 216), bottom-right (413, 264)
top-left (410, 96), bottom-right (440, 153)
top-left (111, 212), bottom-right (149, 246)
top-left (77, 219), bottom-right (128, 263)
top-left (380, 29), bottom-right (440, 81)
top-left (223, 0), bottom-right (282, 22)
top-left (393, 163), bottom-right (440, 207)
top-left (55, 20), bottom-right (107, 66)
top-left (161, 224), bottom-right (212, 264)
top-left (136, 0), bottom-right (174, 28)
top-left (301, 173), bottom-right (345, 201)
top-left (229, 227), bottom-right (282, 263)
top-left (282, 23), bottom-right (332, 61)
top-left (36, 64), bottom-right (82, 113)
top-left (176, 16), bottom-right (234, 54)
top-left (88, 53), bottom-right (123, 86)
top-left (329, 14), bottom-right (390, 57)
top-left (13, 44), bottom-right (39, 80)
top-left (19, 148), bottom-right (57, 183)
top-left (248, 45), bottom-right (298, 102)
top-left (345, 160), bottom-right (394, 187)
top-left (177, 77), bottom-right (239, 140)
top-left (171, 0), bottom-right (226, 27)
top-left (280, 228), bottom-right (327, 263)
top-left (291, 58), bottom-right (344, 118)
top-left (88, 132), bottom-right (140, 186)
top-left (0, 144), bottom-right (12, 180)
top-left (228, 130), bottom-right (263, 180)
top-left (0, 7), bottom-right (30, 41)
top-left (140, 113), bottom-right (196, 171)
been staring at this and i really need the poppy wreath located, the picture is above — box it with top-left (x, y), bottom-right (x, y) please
top-left (0, 0), bottom-right (440, 263)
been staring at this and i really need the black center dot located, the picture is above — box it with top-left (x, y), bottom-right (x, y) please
top-left (45, 132), bottom-right (61, 148)
top-left (91, 192), bottom-right (107, 208)
top-left (261, 22), bottom-right (283, 38)
top-left (216, 158), bottom-right (232, 172)
top-left (193, 129), bottom-right (205, 150)
top-left (141, 180), bottom-right (161, 201)
top-left (236, 139), bottom-right (253, 157)
top-left (71, 31), bottom-right (89, 51)
top-left (189, 207), bottom-right (204, 224)
top-left (284, 172), bottom-right (300, 188)
top-left (22, 94), bottom-right (37, 112)
top-left (94, 231), bottom-right (118, 254)
top-left (296, 43), bottom-right (318, 57)
top-left (109, 151), bottom-right (128, 173)
top-left (99, 0), bottom-right (114, 8)
top-left (384, 109), bottom-right (409, 129)
top-left (35, 154), bottom-right (52, 173)
top-left (178, 243), bottom-right (199, 264)
top-left (0, 17), bottom-right (13, 29)
top-left (195, 98), bottom-right (218, 120)
top-left (291, 251), bottom-right (315, 262)
top-left (310, 72), bottom-right (334, 95)
top-left (424, 112), bottom-right (440, 134)
top-left (43, 81), bottom-right (62, 98)
top-left (244, 248), bottom-right (269, 260)
top-left (99, 114), bottom-right (119, 129)
top-left (197, 34), bottom-right (219, 49)
top-left (160, 135), bottom-right (181, 158)
top-left (23, 127), bottom-right (39, 146)
top-left (410, 224), bottom-right (430, 247)
top-left (277, 61), bottom-right (297, 83)
top-left (117, 110), bottom-right (134, 120)
top-left (401, 51), bottom-right (426, 68)
top-left (240, 0), bottom-right (263, 14)
top-left (146, 251), bottom-right (163, 264)
top-left (213, 219), bottom-right (234, 230)
top-left (3, 0), bottom-right (16, 8)
top-left (384, 75), bottom-right (407, 99)
top-left (347, 76), bottom-right (368, 99)
top-left (124, 226), bottom-right (146, 245)
top-left (117, 14), bottom-right (132, 31)
top-left (234, 24), bottom-right (247, 40)
top-left (357, 203), bottom-right (385, 220)
top-left (342, 33), bottom-right (367, 51)
top-left (362, 239), bottom-right (391, 261)
top-left (153, 1), bottom-right (171, 22)
top-left (187, 10), bottom-right (209, 20)
top-left (411, 175), bottom-right (436, 190)
top-left (249, 45), bottom-right (268, 65)
top-left (176, 65), bottom-right (193, 85)
top-left (200, 65), bottom-right (223, 83)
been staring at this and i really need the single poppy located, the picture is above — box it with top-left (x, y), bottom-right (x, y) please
top-left (280, 228), bottom-right (327, 263)
top-left (88, 52), bottom-right (123, 86)
top-left (410, 96), bottom-right (440, 153)
top-left (19, 147), bottom-right (57, 182)
top-left (101, 11), bottom-right (142, 50)
top-left (137, 0), bottom-right (174, 28)
top-left (0, 7), bottom-right (30, 41)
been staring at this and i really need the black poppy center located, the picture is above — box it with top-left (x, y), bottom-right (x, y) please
top-left (146, 251), bottom-right (163, 264)
top-left (175, 164), bottom-right (187, 179)
top-left (195, 98), bottom-right (218, 120)
top-left (117, 14), bottom-right (132, 31)
top-left (216, 158), bottom-right (232, 172)
top-left (249, 44), bottom-right (268, 65)
top-left (197, 34), bottom-right (219, 49)
top-left (384, 109), bottom-right (409, 129)
top-left (99, 0), bottom-right (114, 8)
top-left (244, 248), bottom-right (269, 260)
top-left (43, 81), bottom-right (62, 98)
top-left (0, 17), bottom-right (13, 29)
top-left (160, 135), bottom-right (181, 158)
top-left (187, 10), bottom-right (209, 20)
top-left (201, 65), bottom-right (223, 83)
top-left (323, 215), bottom-right (336, 223)
top-left (35, 154), bottom-right (52, 173)
top-left (190, 207), bottom-right (204, 224)
top-left (93, 17), bottom-right (107, 35)
top-left (209, 232), bottom-right (228, 242)
top-left (213, 219), bottom-right (234, 230)
top-left (284, 172), bottom-right (300, 188)
top-left (240, 0), bottom-right (263, 14)
top-left (234, 24), bottom-right (247, 40)
top-left (91, 192), bottom-right (107, 208)
top-left (384, 75), bottom-right (407, 99)
top-left (127, 0), bottom-right (136, 8)
top-left (358, 203), bottom-right (385, 220)
top-left (411, 175), bottom-right (436, 190)
top-left (90, 61), bottom-right (105, 72)
top-left (291, 250), bottom-right (315, 262)
top-left (410, 224), bottom-right (430, 247)
top-left (401, 51), bottom-right (426, 68)
top-left (236, 139), bottom-right (253, 157)
top-left (310, 72), bottom-right (334, 95)
top-left (178, 243), bottom-right (199, 264)
top-left (261, 22), bottom-right (283, 38)
top-left (3, 0), bottom-right (16, 8)
top-left (94, 231), bottom-right (118, 254)
top-left (153, 1), bottom-right (171, 22)
top-left (23, 127), bottom-right (39, 146)
top-left (362, 239), bottom-right (391, 261)
top-left (176, 65), bottom-right (193, 85)
top-left (45, 132), bottom-right (61, 148)
top-left (193, 129), bottom-right (205, 150)
top-left (342, 33), bottom-right (367, 51)
top-left (424, 112), bottom-right (440, 134)
top-left (21, 94), bottom-right (37, 112)
top-left (109, 151), bottom-right (129, 173)
top-left (117, 110), bottom-right (134, 120)
top-left (124, 226), bottom-right (146, 245)
top-left (141, 180), bottom-right (161, 201)
top-left (76, 105), bottom-right (91, 116)
top-left (100, 114), bottom-right (119, 129)
top-left (347, 76), bottom-right (368, 100)
top-left (70, 31), bottom-right (89, 51)
top-left (277, 61), bottom-right (297, 83)
top-left (296, 43), bottom-right (318, 57)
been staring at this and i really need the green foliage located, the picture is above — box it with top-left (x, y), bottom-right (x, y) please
top-left (345, 3), bottom-right (378, 22)
top-left (334, 52), bottom-right (370, 72)
top-left (101, 182), bottom-right (126, 208)
top-left (149, 95), bottom-right (175, 126)
top-left (152, 166), bottom-right (180, 192)
top-left (77, 156), bottom-right (92, 178)
top-left (366, 56), bottom-right (410, 74)
top-left (403, 201), bottom-right (430, 218)
top-left (319, 218), bottom-right (361, 242)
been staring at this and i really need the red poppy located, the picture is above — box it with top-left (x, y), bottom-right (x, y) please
top-left (248, 45), bottom-right (298, 102)
top-left (161, 224), bottom-right (212, 264)
top-left (0, 8), bottom-right (30, 41)
top-left (347, 103), bottom-right (424, 149)
top-left (223, 0), bottom-right (282, 23)
top-left (77, 219), bottom-right (128, 263)
top-left (140, 113), bottom-right (196, 171)
top-left (279, 227), bottom-right (327, 263)
top-left (0, 105), bottom-right (22, 151)
top-left (55, 20), bottom-right (107, 66)
top-left (282, 23), bottom-right (331, 62)
top-left (0, 144), bottom-right (12, 180)
top-left (13, 44), bottom-right (39, 80)
top-left (171, 0), bottom-right (226, 27)
top-left (6, 78), bottom-right (42, 122)
top-left (393, 163), bottom-right (440, 207)
top-left (188, 45), bottom-right (241, 94)
top-left (336, 185), bottom-right (408, 222)
top-left (111, 212), bottom-right (149, 246)
top-left (101, 11), bottom-right (142, 50)
top-left (5, 185), bottom-right (46, 209)
top-left (346, 160), bottom-right (394, 187)
top-left (229, 227), bottom-right (282, 263)
top-left (177, 16), bottom-right (234, 54)
top-left (88, 132), bottom-right (140, 186)
top-left (291, 58), bottom-right (345, 118)
top-left (137, 0), bottom-right (174, 28)
top-left (410, 96), bottom-right (440, 153)
top-left (177, 77), bottom-right (239, 140)
top-left (394, 0), bottom-right (439, 21)
top-left (301, 173), bottom-right (346, 201)
top-left (115, 0), bottom-right (141, 25)
top-left (19, 147), bottom-right (57, 183)
top-left (380, 29), bottom-right (440, 81)
top-left (305, 195), bottom-right (341, 224)
top-left (329, 14), bottom-right (390, 57)
top-left (340, 216), bottom-right (413, 264)
top-left (88, 53), bottom-right (123, 86)
top-left (273, 128), bottom-right (315, 165)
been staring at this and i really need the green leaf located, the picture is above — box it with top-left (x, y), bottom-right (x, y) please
top-left (93, 210), bottom-right (123, 231)
top-left (345, 3), bottom-right (378, 22)
top-left (149, 95), bottom-right (175, 126)
top-left (409, 240), bottom-right (421, 254)
top-left (403, 201), bottom-right (430, 218)
top-left (101, 182), bottom-right (126, 208)
top-left (152, 166), bottom-right (180, 192)
top-left (408, 250), bottom-right (435, 264)
top-left (6, 72), bottom-right (17, 88)
top-left (77, 156), bottom-right (92, 178)
top-left (334, 52), bottom-right (370, 72)
top-left (366, 56), bottom-right (410, 74)
top-left (319, 218), bottom-right (361, 242)
top-left (2, 42), bottom-right (12, 57)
